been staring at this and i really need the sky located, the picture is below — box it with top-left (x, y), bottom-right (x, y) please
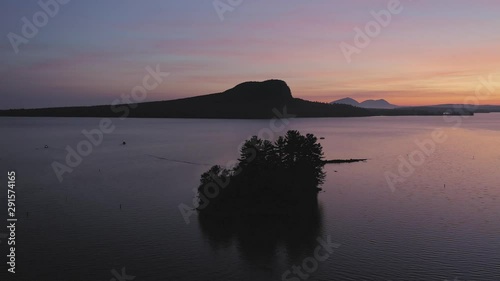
top-left (1, 0), bottom-right (500, 109)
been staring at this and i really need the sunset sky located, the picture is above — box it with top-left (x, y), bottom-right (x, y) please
top-left (1, 0), bottom-right (500, 109)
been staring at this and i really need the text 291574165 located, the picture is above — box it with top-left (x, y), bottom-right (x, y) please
top-left (7, 171), bottom-right (17, 274)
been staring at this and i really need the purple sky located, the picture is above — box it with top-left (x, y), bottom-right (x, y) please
top-left (1, 0), bottom-right (500, 109)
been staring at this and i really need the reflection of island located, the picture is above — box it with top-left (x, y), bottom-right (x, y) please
top-left (198, 199), bottom-right (324, 268)
top-left (195, 131), bottom-right (327, 276)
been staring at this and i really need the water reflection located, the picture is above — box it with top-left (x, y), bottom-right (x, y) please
top-left (198, 199), bottom-right (324, 267)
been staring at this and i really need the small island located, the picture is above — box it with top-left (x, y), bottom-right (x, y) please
top-left (196, 130), bottom-right (326, 216)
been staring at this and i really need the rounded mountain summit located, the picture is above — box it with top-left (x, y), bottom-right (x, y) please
top-left (221, 80), bottom-right (293, 103)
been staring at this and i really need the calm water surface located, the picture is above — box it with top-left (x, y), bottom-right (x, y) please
top-left (0, 114), bottom-right (499, 281)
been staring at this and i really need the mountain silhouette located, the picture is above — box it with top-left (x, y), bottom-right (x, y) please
top-left (331, 97), bottom-right (360, 107)
top-left (0, 81), bottom-right (476, 118)
top-left (332, 98), bottom-right (398, 109)
top-left (0, 80), bottom-right (370, 119)
top-left (222, 80), bottom-right (293, 102)
top-left (360, 99), bottom-right (398, 109)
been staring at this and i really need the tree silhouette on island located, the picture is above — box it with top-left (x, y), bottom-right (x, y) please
top-left (196, 130), bottom-right (326, 216)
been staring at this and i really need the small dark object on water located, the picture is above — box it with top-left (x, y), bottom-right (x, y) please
top-left (320, 137), bottom-right (325, 140)
top-left (120, 204), bottom-right (122, 209)
top-left (122, 141), bottom-right (126, 145)
top-left (323, 159), bottom-right (367, 164)
top-left (44, 145), bottom-right (49, 149)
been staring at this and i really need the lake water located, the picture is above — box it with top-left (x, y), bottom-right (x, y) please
top-left (0, 114), bottom-right (499, 281)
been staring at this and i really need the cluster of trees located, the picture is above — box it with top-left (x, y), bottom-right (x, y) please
top-left (197, 130), bottom-right (325, 216)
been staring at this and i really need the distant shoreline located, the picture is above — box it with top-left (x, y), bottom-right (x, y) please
top-left (1, 80), bottom-right (490, 119)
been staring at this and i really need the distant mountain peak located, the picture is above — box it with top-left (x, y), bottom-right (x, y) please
top-left (360, 99), bottom-right (397, 109)
top-left (331, 97), bottom-right (360, 107)
top-left (331, 97), bottom-right (397, 109)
